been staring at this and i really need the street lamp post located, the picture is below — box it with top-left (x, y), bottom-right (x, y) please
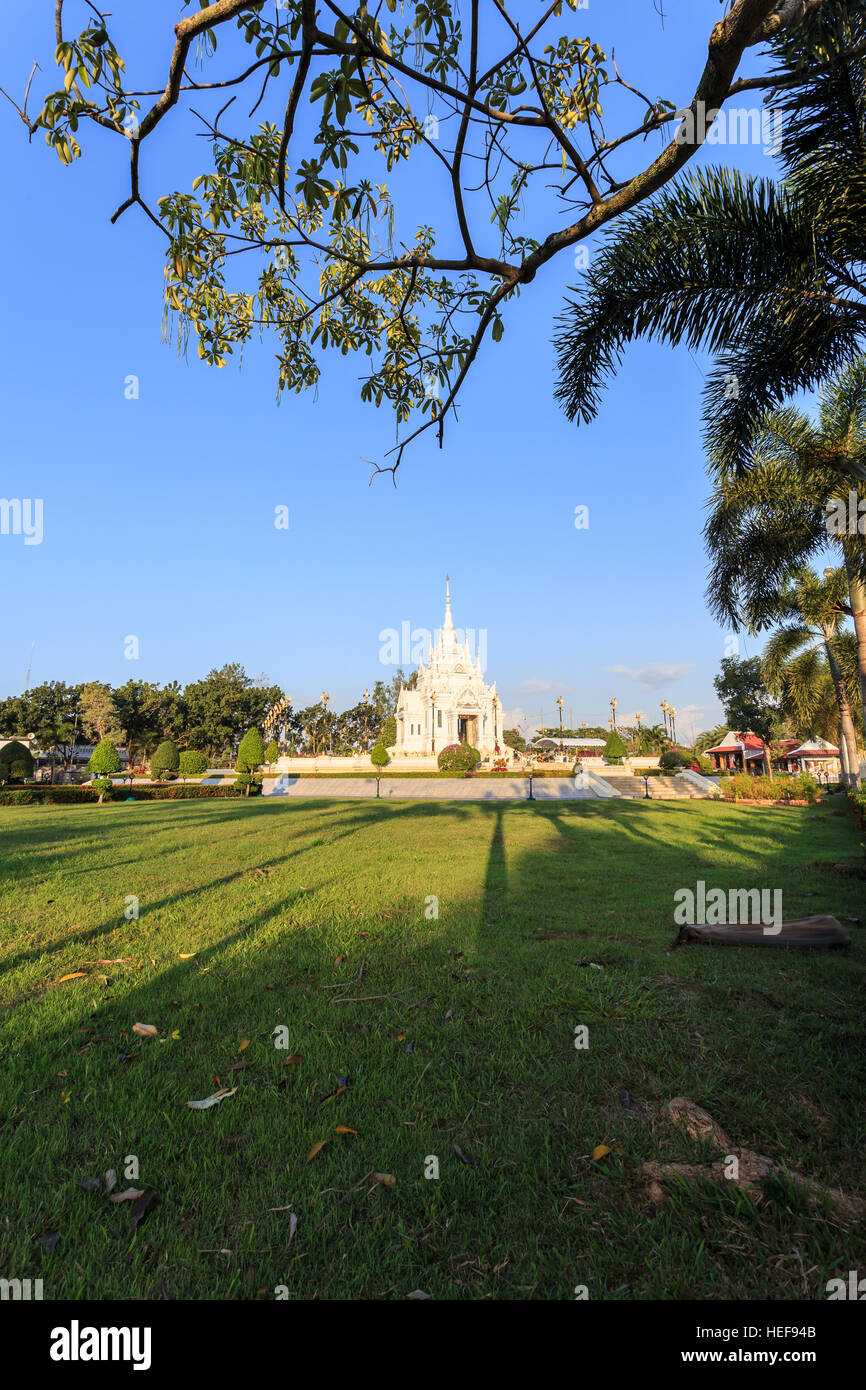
top-left (431, 691), bottom-right (437, 757)
top-left (321, 691), bottom-right (330, 756)
top-left (493, 694), bottom-right (500, 754)
top-left (610, 697), bottom-right (617, 734)
top-left (557, 696), bottom-right (564, 756)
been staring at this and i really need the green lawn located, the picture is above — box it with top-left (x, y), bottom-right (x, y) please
top-left (1, 797), bottom-right (863, 1300)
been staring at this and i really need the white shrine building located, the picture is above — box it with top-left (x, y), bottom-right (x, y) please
top-left (392, 578), bottom-right (514, 762)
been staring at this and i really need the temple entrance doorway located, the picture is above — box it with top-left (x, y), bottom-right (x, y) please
top-left (458, 714), bottom-right (478, 745)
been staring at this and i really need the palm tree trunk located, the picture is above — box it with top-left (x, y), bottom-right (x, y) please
top-left (844, 558), bottom-right (866, 785)
top-left (824, 636), bottom-right (859, 788)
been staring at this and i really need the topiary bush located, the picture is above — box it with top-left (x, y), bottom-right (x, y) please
top-left (380, 715), bottom-right (397, 748)
top-left (437, 743), bottom-right (481, 773)
top-left (0, 739), bottom-right (35, 783)
top-left (602, 731), bottom-right (627, 763)
top-left (233, 772), bottom-right (263, 796)
top-left (179, 749), bottom-right (208, 779)
top-left (236, 730), bottom-right (265, 797)
top-left (370, 743), bottom-right (389, 769)
top-left (151, 740), bottom-right (180, 780)
top-left (659, 748), bottom-right (693, 771)
top-left (87, 738), bottom-right (122, 783)
top-left (264, 739), bottom-right (279, 766)
top-left (91, 777), bottom-right (116, 804)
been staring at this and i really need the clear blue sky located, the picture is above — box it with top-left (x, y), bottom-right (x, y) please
top-left (1, 2), bottom-right (787, 739)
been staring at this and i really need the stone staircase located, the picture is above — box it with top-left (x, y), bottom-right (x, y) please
top-left (597, 774), bottom-right (714, 800)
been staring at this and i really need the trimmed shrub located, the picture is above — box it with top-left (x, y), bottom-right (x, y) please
top-left (720, 773), bottom-right (820, 804)
top-left (659, 749), bottom-right (693, 771)
top-left (88, 738), bottom-right (122, 779)
top-left (437, 743), bottom-right (481, 773)
top-left (237, 728), bottom-right (265, 775)
top-left (151, 740), bottom-right (180, 780)
top-left (381, 715), bottom-right (397, 748)
top-left (370, 743), bottom-right (389, 769)
top-left (179, 749), bottom-right (208, 778)
top-left (234, 772), bottom-right (263, 796)
top-left (603, 731), bottom-right (627, 763)
top-left (0, 786), bottom-right (99, 805)
top-left (0, 739), bottom-right (35, 783)
top-left (264, 739), bottom-right (279, 766)
top-left (91, 777), bottom-right (115, 803)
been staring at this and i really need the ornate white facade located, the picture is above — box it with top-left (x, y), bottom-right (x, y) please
top-left (393, 579), bottom-right (513, 761)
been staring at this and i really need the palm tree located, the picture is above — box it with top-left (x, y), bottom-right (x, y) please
top-left (761, 568), bottom-right (862, 785)
top-left (701, 360), bottom-right (866, 776)
top-left (554, 3), bottom-right (866, 479)
top-left (694, 725), bottom-right (730, 756)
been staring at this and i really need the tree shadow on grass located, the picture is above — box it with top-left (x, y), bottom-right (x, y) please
top-left (1, 798), bottom-right (863, 1300)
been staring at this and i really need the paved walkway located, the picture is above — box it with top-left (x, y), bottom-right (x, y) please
top-left (263, 776), bottom-right (597, 801)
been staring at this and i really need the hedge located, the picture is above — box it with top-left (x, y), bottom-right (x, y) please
top-left (720, 773), bottom-right (820, 804)
top-left (848, 790), bottom-right (866, 833)
top-left (0, 784), bottom-right (252, 806)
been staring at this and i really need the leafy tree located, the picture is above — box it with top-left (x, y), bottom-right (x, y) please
top-left (179, 749), bottom-right (208, 779)
top-left (79, 682), bottom-right (120, 742)
top-left (714, 657), bottom-right (780, 773)
top-left (6, 682), bottom-right (81, 781)
top-left (556, 4), bottom-right (866, 480)
top-left (184, 665), bottom-right (283, 758)
top-left (502, 728), bottom-right (526, 753)
top-left (114, 680), bottom-right (163, 766)
top-left (151, 739), bottom-right (180, 780)
top-left (12, 0), bottom-right (815, 476)
top-left (264, 739), bottom-right (280, 767)
top-left (381, 715), bottom-right (397, 748)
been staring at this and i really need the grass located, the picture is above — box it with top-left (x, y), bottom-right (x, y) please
top-left (0, 795), bottom-right (864, 1301)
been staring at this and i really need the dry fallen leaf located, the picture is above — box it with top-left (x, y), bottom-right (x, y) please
top-left (105, 1169), bottom-right (117, 1194)
top-left (58, 971), bottom-right (87, 983)
top-left (372, 1172), bottom-right (396, 1189)
top-left (129, 1188), bottom-right (156, 1235)
top-left (407, 1290), bottom-right (432, 1300)
top-left (132, 1022), bottom-right (158, 1040)
top-left (187, 1087), bottom-right (237, 1110)
top-left (334, 1125), bottom-right (358, 1135)
top-left (228, 1058), bottom-right (252, 1072)
top-left (288, 1212), bottom-right (299, 1246)
top-left (238, 1038), bottom-right (249, 1052)
top-left (591, 1144), bottom-right (611, 1161)
top-left (78, 1177), bottom-right (100, 1192)
top-left (109, 1188), bottom-right (145, 1204)
top-left (179, 953), bottom-right (196, 960)
top-left (306, 1139), bottom-right (330, 1162)
top-left (283, 1054), bottom-right (304, 1067)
